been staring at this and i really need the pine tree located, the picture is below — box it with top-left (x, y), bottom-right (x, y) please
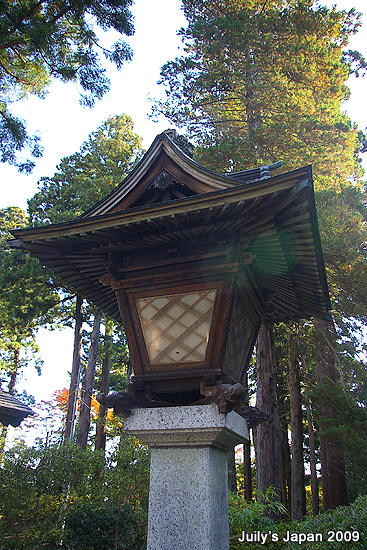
top-left (0, 0), bottom-right (135, 171)
top-left (155, 0), bottom-right (365, 177)
top-left (155, 0), bottom-right (367, 509)
top-left (28, 114), bottom-right (143, 224)
top-left (27, 114), bottom-right (143, 446)
top-left (0, 207), bottom-right (60, 452)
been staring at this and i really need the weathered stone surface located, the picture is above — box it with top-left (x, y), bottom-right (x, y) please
top-left (124, 405), bottom-right (248, 550)
top-left (124, 403), bottom-right (248, 450)
top-left (147, 446), bottom-right (228, 550)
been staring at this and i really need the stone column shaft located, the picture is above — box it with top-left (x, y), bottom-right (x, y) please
top-left (124, 404), bottom-right (248, 550)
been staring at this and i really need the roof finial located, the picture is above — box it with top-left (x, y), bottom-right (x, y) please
top-left (164, 129), bottom-right (194, 159)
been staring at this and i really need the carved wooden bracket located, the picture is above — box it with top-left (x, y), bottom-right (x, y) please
top-left (99, 273), bottom-right (112, 286)
top-left (199, 383), bottom-right (270, 427)
top-left (96, 391), bottom-right (167, 418)
top-left (97, 383), bottom-right (270, 428)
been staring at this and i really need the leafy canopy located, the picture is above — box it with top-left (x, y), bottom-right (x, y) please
top-left (28, 114), bottom-right (143, 224)
top-left (0, 0), bottom-right (135, 172)
top-left (0, 207), bottom-right (60, 389)
top-left (154, 0), bottom-right (366, 182)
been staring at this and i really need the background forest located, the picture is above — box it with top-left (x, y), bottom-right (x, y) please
top-left (1, 0), bottom-right (367, 549)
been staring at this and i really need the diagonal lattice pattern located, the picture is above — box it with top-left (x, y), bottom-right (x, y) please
top-left (136, 290), bottom-right (217, 364)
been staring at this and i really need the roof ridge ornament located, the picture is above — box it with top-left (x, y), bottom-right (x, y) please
top-left (164, 129), bottom-right (194, 159)
top-left (229, 160), bottom-right (282, 183)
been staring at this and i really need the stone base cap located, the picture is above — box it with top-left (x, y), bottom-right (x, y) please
top-left (124, 404), bottom-right (249, 451)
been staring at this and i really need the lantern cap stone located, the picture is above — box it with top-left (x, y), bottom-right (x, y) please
top-left (124, 403), bottom-right (248, 450)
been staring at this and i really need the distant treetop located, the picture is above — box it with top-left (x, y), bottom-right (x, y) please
top-left (0, 0), bottom-right (135, 172)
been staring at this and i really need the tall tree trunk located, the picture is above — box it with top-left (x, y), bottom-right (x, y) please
top-left (243, 440), bottom-right (252, 501)
top-left (279, 427), bottom-right (287, 511)
top-left (280, 425), bottom-right (291, 515)
top-left (227, 448), bottom-right (237, 493)
top-left (288, 330), bottom-right (306, 520)
top-left (241, 370), bottom-right (252, 501)
top-left (95, 320), bottom-right (113, 452)
top-left (304, 393), bottom-right (319, 517)
top-left (65, 296), bottom-right (83, 441)
top-left (0, 348), bottom-right (20, 462)
top-left (255, 323), bottom-right (281, 501)
top-left (315, 319), bottom-right (348, 510)
top-left (76, 310), bottom-right (101, 450)
top-left (8, 361), bottom-right (18, 394)
top-left (277, 363), bottom-right (291, 515)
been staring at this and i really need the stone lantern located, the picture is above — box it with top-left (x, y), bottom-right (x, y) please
top-left (11, 130), bottom-right (330, 407)
top-left (11, 130), bottom-right (331, 550)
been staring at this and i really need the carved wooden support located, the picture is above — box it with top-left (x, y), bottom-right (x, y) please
top-left (203, 382), bottom-right (246, 413)
top-left (200, 382), bottom-right (270, 428)
top-left (238, 405), bottom-right (270, 429)
top-left (97, 383), bottom-right (270, 428)
top-left (96, 392), bottom-right (166, 418)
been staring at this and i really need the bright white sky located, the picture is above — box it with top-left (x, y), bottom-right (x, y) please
top-left (1, 0), bottom-right (366, 409)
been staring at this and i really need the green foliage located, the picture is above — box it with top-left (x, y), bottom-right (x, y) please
top-left (317, 185), bottom-right (367, 321)
top-left (0, 207), bottom-right (60, 390)
top-left (155, 0), bottom-right (365, 180)
top-left (101, 323), bottom-right (130, 394)
top-left (64, 502), bottom-right (144, 550)
top-left (309, 374), bottom-right (367, 498)
top-left (277, 318), bottom-right (367, 500)
top-left (229, 488), bottom-right (288, 535)
top-left (81, 313), bottom-right (130, 397)
top-left (0, 437), bottom-right (149, 549)
top-left (285, 495), bottom-right (367, 550)
top-left (230, 495), bottom-right (367, 550)
top-left (0, 208), bottom-right (59, 336)
top-left (273, 319), bottom-right (367, 502)
top-left (28, 114), bottom-right (143, 225)
top-left (105, 434), bottom-right (150, 513)
top-left (0, 0), bottom-right (135, 171)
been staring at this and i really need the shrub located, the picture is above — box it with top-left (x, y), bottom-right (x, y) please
top-left (229, 495), bottom-right (367, 550)
top-left (0, 438), bottom-right (149, 549)
top-left (64, 502), bottom-right (145, 550)
top-left (285, 495), bottom-right (367, 550)
top-left (229, 487), bottom-right (288, 534)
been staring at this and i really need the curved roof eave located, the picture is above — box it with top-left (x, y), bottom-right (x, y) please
top-left (80, 132), bottom-right (237, 218)
top-left (9, 163), bottom-right (331, 323)
top-left (11, 166), bottom-right (312, 242)
top-left (0, 390), bottom-right (34, 427)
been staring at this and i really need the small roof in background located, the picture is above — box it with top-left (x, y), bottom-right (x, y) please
top-left (0, 390), bottom-right (34, 427)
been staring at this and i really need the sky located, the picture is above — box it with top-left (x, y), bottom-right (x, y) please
top-left (1, 0), bottom-right (366, 415)
top-left (0, 0), bottom-right (188, 211)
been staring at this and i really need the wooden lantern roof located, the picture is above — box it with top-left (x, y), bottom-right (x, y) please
top-left (11, 130), bottom-right (330, 325)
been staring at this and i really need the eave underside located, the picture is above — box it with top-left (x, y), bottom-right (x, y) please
top-left (14, 177), bottom-right (330, 325)
top-left (0, 391), bottom-right (34, 427)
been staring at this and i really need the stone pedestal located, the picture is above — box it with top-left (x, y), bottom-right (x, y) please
top-left (124, 404), bottom-right (248, 550)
